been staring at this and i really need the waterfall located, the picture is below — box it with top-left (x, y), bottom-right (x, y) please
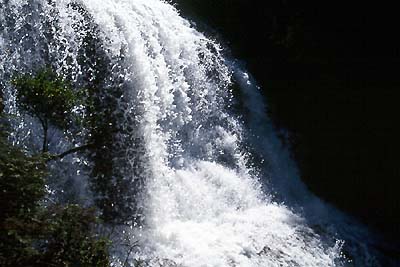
top-left (0, 0), bottom-right (392, 266)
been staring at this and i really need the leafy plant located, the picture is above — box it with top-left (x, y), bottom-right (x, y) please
top-left (0, 134), bottom-right (110, 267)
top-left (0, 135), bottom-right (46, 219)
top-left (34, 204), bottom-right (110, 267)
top-left (12, 69), bottom-right (81, 152)
top-left (1, 77), bottom-right (110, 266)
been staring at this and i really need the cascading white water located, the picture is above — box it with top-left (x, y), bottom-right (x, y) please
top-left (0, 0), bottom-right (389, 266)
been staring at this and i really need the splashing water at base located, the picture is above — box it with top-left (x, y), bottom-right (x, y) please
top-left (0, 0), bottom-right (392, 266)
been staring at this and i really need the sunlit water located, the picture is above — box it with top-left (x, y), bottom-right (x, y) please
top-left (0, 0), bottom-right (393, 266)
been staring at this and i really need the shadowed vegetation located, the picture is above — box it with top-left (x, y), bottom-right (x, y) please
top-left (12, 69), bottom-right (82, 152)
top-left (0, 129), bottom-right (109, 267)
top-left (1, 72), bottom-right (110, 267)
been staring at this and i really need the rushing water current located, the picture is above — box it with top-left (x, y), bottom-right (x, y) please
top-left (0, 0), bottom-right (395, 266)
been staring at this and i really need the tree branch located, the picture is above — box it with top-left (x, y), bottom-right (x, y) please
top-left (46, 143), bottom-right (94, 162)
top-left (35, 114), bottom-right (48, 153)
top-left (42, 119), bottom-right (48, 153)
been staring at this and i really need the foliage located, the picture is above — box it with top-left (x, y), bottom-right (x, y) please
top-left (12, 68), bottom-right (80, 130)
top-left (35, 205), bottom-right (109, 267)
top-left (10, 64), bottom-right (139, 223)
top-left (0, 135), bottom-right (46, 219)
top-left (3, 55), bottom-right (137, 264)
top-left (0, 130), bottom-right (110, 267)
top-left (11, 68), bottom-right (84, 152)
top-left (1, 205), bottom-right (110, 267)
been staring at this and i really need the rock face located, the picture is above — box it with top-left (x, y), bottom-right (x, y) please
top-left (174, 0), bottom-right (400, 242)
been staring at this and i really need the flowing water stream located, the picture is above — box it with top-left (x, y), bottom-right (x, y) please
top-left (0, 0), bottom-right (395, 266)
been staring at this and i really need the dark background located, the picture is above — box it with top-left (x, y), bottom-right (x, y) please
top-left (173, 0), bottom-right (400, 242)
